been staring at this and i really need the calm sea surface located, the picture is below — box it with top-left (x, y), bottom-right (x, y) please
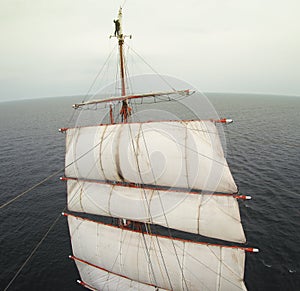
top-left (0, 93), bottom-right (299, 290)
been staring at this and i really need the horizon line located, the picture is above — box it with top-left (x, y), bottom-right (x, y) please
top-left (0, 91), bottom-right (300, 104)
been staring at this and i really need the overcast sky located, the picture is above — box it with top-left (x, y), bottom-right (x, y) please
top-left (0, 0), bottom-right (299, 101)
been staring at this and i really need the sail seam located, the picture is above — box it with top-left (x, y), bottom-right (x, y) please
top-left (217, 248), bottom-right (222, 290)
top-left (181, 242), bottom-right (186, 290)
top-left (204, 245), bottom-right (246, 290)
top-left (184, 122), bottom-right (190, 189)
top-left (115, 124), bottom-right (125, 181)
top-left (79, 183), bottom-right (84, 212)
top-left (108, 185), bottom-right (113, 217)
top-left (197, 193), bottom-right (203, 235)
top-left (99, 124), bottom-right (108, 180)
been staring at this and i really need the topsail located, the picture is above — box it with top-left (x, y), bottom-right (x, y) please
top-left (65, 120), bottom-right (237, 193)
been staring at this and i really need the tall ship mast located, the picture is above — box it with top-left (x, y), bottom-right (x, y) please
top-left (116, 7), bottom-right (126, 97)
top-left (60, 7), bottom-right (258, 290)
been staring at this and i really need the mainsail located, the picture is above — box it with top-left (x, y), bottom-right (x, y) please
top-left (61, 7), bottom-right (257, 291)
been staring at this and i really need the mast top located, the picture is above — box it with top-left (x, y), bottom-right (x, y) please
top-left (111, 7), bottom-right (132, 99)
top-left (113, 7), bottom-right (123, 42)
top-left (111, 7), bottom-right (132, 42)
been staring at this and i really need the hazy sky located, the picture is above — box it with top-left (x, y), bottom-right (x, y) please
top-left (0, 0), bottom-right (299, 101)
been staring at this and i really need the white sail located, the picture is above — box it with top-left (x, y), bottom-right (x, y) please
top-left (67, 214), bottom-right (247, 291)
top-left (67, 179), bottom-right (245, 242)
top-left (73, 257), bottom-right (168, 290)
top-left (65, 120), bottom-right (237, 193)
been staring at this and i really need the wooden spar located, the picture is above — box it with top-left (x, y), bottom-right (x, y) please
top-left (60, 176), bottom-right (250, 199)
top-left (58, 116), bottom-right (234, 133)
top-left (73, 89), bottom-right (194, 109)
top-left (62, 212), bottom-right (259, 252)
top-left (71, 255), bottom-right (166, 290)
top-left (76, 279), bottom-right (96, 291)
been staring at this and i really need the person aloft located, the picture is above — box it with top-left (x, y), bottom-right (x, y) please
top-left (114, 19), bottom-right (120, 36)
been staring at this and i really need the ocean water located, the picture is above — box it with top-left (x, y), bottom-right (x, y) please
top-left (0, 93), bottom-right (299, 290)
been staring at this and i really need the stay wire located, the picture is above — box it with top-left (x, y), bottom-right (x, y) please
top-left (0, 168), bottom-right (64, 210)
top-left (0, 47), bottom-right (122, 209)
top-left (1, 127), bottom-right (120, 288)
top-left (4, 208), bottom-right (65, 291)
top-left (82, 45), bottom-right (117, 103)
top-left (124, 43), bottom-right (176, 91)
top-left (0, 124), bottom-right (116, 210)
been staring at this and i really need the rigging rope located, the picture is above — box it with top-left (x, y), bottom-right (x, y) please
top-left (0, 123), bottom-right (116, 210)
top-left (141, 231), bottom-right (159, 287)
top-left (126, 124), bottom-right (174, 289)
top-left (124, 43), bottom-right (176, 91)
top-left (0, 48), bottom-right (121, 286)
top-left (0, 45), bottom-right (125, 210)
top-left (145, 121), bottom-right (245, 290)
top-left (4, 208), bottom-right (65, 291)
top-left (126, 124), bottom-right (164, 288)
top-left (127, 123), bottom-right (186, 290)
top-left (82, 45), bottom-right (117, 104)
top-left (138, 124), bottom-right (190, 291)
top-left (0, 168), bottom-right (64, 210)
top-left (1, 128), bottom-right (117, 288)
